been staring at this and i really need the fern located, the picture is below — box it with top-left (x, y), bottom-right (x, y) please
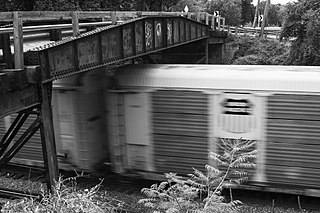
top-left (139, 137), bottom-right (258, 213)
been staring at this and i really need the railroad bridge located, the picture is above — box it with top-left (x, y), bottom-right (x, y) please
top-left (0, 11), bottom-right (229, 189)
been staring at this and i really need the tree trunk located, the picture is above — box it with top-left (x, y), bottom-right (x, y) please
top-left (253, 0), bottom-right (260, 28)
top-left (260, 0), bottom-right (270, 38)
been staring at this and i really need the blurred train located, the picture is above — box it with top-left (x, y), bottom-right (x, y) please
top-left (1, 64), bottom-right (320, 196)
top-left (0, 68), bottom-right (111, 171)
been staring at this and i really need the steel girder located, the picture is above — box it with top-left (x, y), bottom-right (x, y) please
top-left (0, 85), bottom-right (40, 119)
top-left (27, 16), bottom-right (209, 82)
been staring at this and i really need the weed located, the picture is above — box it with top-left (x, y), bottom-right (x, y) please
top-left (1, 173), bottom-right (119, 213)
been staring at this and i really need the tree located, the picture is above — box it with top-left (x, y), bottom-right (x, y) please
top-left (260, 0), bottom-right (270, 37)
top-left (207, 0), bottom-right (242, 26)
top-left (241, 0), bottom-right (255, 25)
top-left (281, 0), bottom-right (320, 65)
top-left (267, 4), bottom-right (283, 26)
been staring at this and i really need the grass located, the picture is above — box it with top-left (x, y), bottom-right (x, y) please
top-left (0, 174), bottom-right (319, 212)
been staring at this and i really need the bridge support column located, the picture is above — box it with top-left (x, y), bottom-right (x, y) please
top-left (208, 30), bottom-right (238, 64)
top-left (39, 82), bottom-right (58, 191)
top-left (0, 33), bottom-right (13, 68)
top-left (205, 38), bottom-right (209, 64)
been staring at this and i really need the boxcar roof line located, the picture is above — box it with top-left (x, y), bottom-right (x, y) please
top-left (114, 64), bottom-right (320, 93)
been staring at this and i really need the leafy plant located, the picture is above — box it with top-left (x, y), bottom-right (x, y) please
top-left (139, 138), bottom-right (258, 213)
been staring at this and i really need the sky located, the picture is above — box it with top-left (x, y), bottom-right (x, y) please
top-left (252, 0), bottom-right (298, 5)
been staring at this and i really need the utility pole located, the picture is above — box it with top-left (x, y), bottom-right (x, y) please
top-left (260, 0), bottom-right (270, 38)
top-left (253, 0), bottom-right (260, 28)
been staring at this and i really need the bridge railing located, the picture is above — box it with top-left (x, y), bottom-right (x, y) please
top-left (0, 11), bottom-right (226, 69)
top-left (226, 26), bottom-right (281, 39)
top-left (0, 11), bottom-right (225, 34)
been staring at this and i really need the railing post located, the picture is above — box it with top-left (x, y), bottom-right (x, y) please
top-left (235, 26), bottom-right (238, 35)
top-left (211, 16), bottom-right (216, 30)
top-left (111, 11), bottom-right (117, 25)
top-left (0, 33), bottom-right (13, 68)
top-left (217, 16), bottom-right (221, 31)
top-left (71, 11), bottom-right (80, 36)
top-left (265, 30), bottom-right (268, 39)
top-left (222, 18), bottom-right (225, 31)
top-left (196, 12), bottom-right (200, 22)
top-left (205, 13), bottom-right (209, 25)
top-left (13, 11), bottom-right (24, 69)
top-left (227, 26), bottom-right (230, 34)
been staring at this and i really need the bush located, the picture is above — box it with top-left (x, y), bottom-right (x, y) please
top-left (139, 138), bottom-right (258, 213)
top-left (231, 36), bottom-right (290, 65)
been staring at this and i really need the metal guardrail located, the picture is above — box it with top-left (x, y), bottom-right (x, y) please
top-left (0, 21), bottom-right (124, 34)
top-left (0, 11), bottom-right (226, 35)
top-left (226, 26), bottom-right (281, 39)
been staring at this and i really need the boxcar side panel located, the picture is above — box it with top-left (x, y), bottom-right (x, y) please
top-left (152, 90), bottom-right (209, 175)
top-left (266, 94), bottom-right (320, 189)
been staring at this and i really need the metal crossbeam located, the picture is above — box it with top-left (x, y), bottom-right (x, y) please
top-left (30, 16), bottom-right (209, 82)
top-left (0, 106), bottom-right (40, 169)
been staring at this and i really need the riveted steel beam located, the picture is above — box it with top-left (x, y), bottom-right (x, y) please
top-left (0, 85), bottom-right (40, 119)
top-left (32, 16), bottom-right (209, 82)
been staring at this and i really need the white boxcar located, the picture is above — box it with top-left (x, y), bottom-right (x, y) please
top-left (107, 64), bottom-right (320, 196)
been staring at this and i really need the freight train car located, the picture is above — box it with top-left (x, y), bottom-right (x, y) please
top-left (107, 64), bottom-right (320, 196)
top-left (0, 68), bottom-right (110, 171)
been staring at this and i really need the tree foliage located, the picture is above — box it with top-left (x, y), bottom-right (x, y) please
top-left (0, 0), bottom-right (35, 11)
top-left (207, 0), bottom-right (242, 26)
top-left (241, 0), bottom-right (255, 25)
top-left (0, 0), bottom-right (179, 11)
top-left (268, 4), bottom-right (285, 26)
top-left (281, 0), bottom-right (320, 65)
